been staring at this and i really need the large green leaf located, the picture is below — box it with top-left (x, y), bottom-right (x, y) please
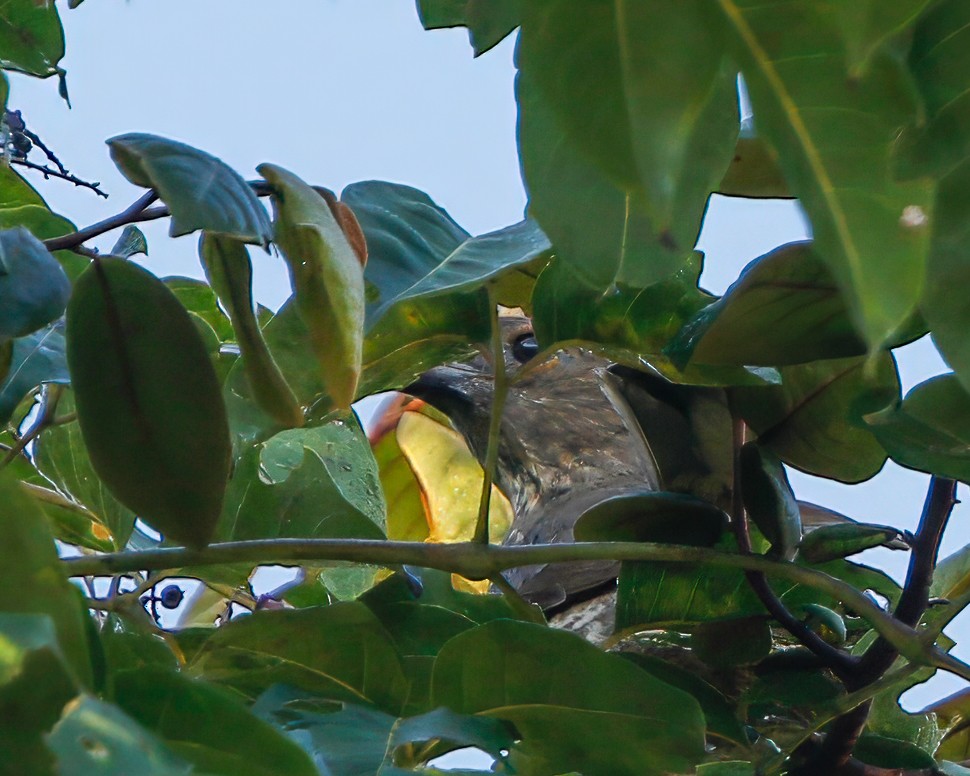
top-left (532, 255), bottom-right (777, 387)
top-left (431, 620), bottom-right (706, 776)
top-left (0, 227), bottom-right (70, 339)
top-left (260, 164), bottom-right (365, 411)
top-left (344, 180), bottom-right (471, 329)
top-left (0, 614), bottom-right (78, 773)
top-left (825, 1), bottom-right (933, 72)
top-left (113, 668), bottom-right (318, 776)
top-left (416, 0), bottom-right (519, 56)
top-left (47, 696), bottom-right (191, 776)
top-left (905, 3), bottom-right (970, 396)
top-left (573, 491), bottom-right (727, 547)
top-left (0, 0), bottom-right (65, 77)
top-left (65, 257), bottom-right (231, 548)
top-left (731, 354), bottom-right (899, 482)
top-left (865, 374), bottom-right (970, 483)
top-left (518, 0), bottom-right (737, 285)
top-left (33, 390), bottom-right (136, 549)
top-left (200, 235), bottom-right (303, 428)
top-left (0, 473), bottom-right (91, 687)
top-left (714, 1), bottom-right (932, 349)
top-left (666, 242), bottom-right (870, 367)
top-left (108, 133), bottom-right (272, 244)
top-left (217, 420), bottom-right (386, 542)
top-left (0, 321), bottom-right (68, 424)
top-left (517, 60), bottom-right (691, 290)
top-left (190, 604), bottom-right (410, 713)
top-left (368, 217), bottom-right (550, 315)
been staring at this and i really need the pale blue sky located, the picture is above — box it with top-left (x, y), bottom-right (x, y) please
top-left (17, 1), bottom-right (964, 714)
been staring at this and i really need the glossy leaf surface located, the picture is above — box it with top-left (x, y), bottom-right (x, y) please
top-left (715, 1), bottom-right (933, 349)
top-left (0, 321), bottom-right (68, 424)
top-left (108, 133), bottom-right (272, 244)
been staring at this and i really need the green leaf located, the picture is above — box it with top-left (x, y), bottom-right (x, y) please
top-left (865, 374), bottom-right (970, 482)
top-left (369, 217), bottom-right (550, 318)
top-left (65, 257), bottom-right (232, 548)
top-left (798, 522), bottom-right (905, 564)
top-left (200, 234), bottom-right (303, 428)
top-left (799, 603), bottom-right (847, 645)
top-left (0, 613), bottom-right (78, 773)
top-left (0, 322), bottom-right (68, 425)
top-left (517, 60), bottom-right (693, 290)
top-left (33, 390), bottom-right (136, 550)
top-left (343, 180), bottom-right (470, 330)
top-left (109, 225), bottom-right (148, 259)
top-left (107, 133), bottom-right (272, 244)
top-left (731, 354), bottom-right (899, 482)
top-left (715, 1), bottom-right (933, 349)
top-left (532, 254), bottom-right (770, 387)
top-left (432, 620), bottom-right (706, 776)
top-left (47, 696), bottom-right (191, 776)
top-left (826, 1), bottom-right (932, 73)
top-left (260, 164), bottom-right (365, 410)
top-left (0, 226), bottom-right (70, 339)
top-left (518, 0), bottom-right (737, 279)
top-left (191, 604), bottom-right (410, 713)
top-left (217, 420), bottom-right (386, 542)
top-left (739, 442), bottom-right (801, 560)
top-left (393, 707), bottom-right (513, 764)
top-left (113, 668), bottom-right (318, 776)
top-left (416, 0), bottom-right (519, 56)
top-left (0, 0), bottom-right (65, 77)
top-left (667, 242), bottom-right (870, 368)
top-left (853, 733), bottom-right (937, 770)
top-left (898, 1), bottom-right (970, 180)
top-left (0, 472), bottom-right (92, 687)
top-left (253, 690), bottom-right (397, 775)
top-left (618, 652), bottom-right (748, 745)
top-left (573, 491), bottom-right (727, 547)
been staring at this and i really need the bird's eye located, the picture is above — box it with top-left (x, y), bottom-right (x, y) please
top-left (512, 333), bottom-right (540, 363)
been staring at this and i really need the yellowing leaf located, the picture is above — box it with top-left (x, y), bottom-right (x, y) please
top-left (396, 411), bottom-right (512, 545)
top-left (258, 164), bottom-right (365, 410)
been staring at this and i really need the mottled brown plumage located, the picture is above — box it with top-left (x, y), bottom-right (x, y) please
top-left (407, 316), bottom-right (734, 610)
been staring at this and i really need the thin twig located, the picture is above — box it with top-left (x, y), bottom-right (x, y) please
top-left (43, 190), bottom-right (159, 252)
top-left (473, 286), bottom-right (508, 544)
top-left (489, 573), bottom-right (544, 624)
top-left (11, 158), bottom-right (107, 198)
top-left (731, 420), bottom-right (858, 679)
top-left (0, 384), bottom-right (65, 468)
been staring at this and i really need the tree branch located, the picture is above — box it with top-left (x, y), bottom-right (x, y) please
top-left (60, 536), bottom-right (970, 679)
top-left (792, 476), bottom-right (959, 774)
top-left (731, 420), bottom-right (858, 679)
top-left (858, 476), bottom-right (959, 685)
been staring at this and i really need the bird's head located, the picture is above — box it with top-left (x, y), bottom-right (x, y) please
top-left (405, 314), bottom-right (734, 608)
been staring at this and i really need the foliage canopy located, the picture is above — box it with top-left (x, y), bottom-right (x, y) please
top-left (4, 1), bottom-right (970, 774)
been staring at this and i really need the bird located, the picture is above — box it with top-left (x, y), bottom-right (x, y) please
top-left (404, 314), bottom-right (736, 627)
